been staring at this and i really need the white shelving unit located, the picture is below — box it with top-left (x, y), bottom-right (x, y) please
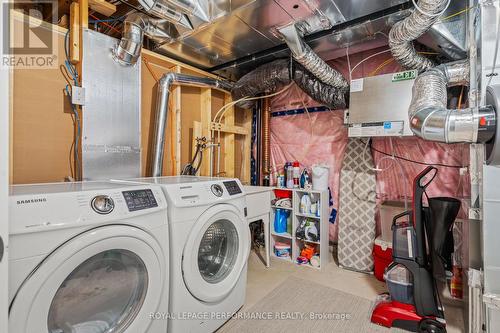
top-left (270, 187), bottom-right (331, 270)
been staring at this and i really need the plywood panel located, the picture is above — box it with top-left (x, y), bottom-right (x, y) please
top-left (12, 27), bottom-right (74, 184)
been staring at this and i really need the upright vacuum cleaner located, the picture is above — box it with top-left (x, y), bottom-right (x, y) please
top-left (371, 166), bottom-right (461, 333)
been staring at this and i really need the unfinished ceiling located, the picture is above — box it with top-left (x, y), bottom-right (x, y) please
top-left (115, 0), bottom-right (466, 79)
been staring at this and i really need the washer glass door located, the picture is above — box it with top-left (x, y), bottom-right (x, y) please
top-left (9, 225), bottom-right (166, 333)
top-left (198, 219), bottom-right (239, 284)
top-left (182, 204), bottom-right (250, 303)
top-left (47, 249), bottom-right (148, 333)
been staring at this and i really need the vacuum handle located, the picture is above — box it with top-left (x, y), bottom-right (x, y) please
top-left (415, 166), bottom-right (438, 191)
top-left (392, 211), bottom-right (411, 229)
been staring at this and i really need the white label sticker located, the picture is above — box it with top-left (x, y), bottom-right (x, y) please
top-left (350, 78), bottom-right (364, 92)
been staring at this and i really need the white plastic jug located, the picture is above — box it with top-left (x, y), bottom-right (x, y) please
top-left (312, 164), bottom-right (329, 191)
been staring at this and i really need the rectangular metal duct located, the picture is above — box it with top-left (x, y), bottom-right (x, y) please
top-left (82, 29), bottom-right (142, 180)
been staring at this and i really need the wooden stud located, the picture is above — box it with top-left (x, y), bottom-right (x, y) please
top-left (199, 88), bottom-right (212, 176)
top-left (223, 94), bottom-right (235, 178)
top-left (210, 122), bottom-right (250, 136)
top-left (88, 0), bottom-right (116, 17)
top-left (69, 2), bottom-right (80, 64)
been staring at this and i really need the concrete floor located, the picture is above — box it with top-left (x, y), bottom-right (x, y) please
top-left (231, 246), bottom-right (465, 332)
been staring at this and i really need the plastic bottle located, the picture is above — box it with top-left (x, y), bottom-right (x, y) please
top-left (286, 164), bottom-right (294, 189)
top-left (300, 168), bottom-right (310, 188)
top-left (300, 194), bottom-right (311, 214)
top-left (293, 161), bottom-right (300, 188)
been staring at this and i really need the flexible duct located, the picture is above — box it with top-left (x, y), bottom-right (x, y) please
top-left (389, 0), bottom-right (449, 71)
top-left (279, 24), bottom-right (349, 89)
top-left (113, 12), bottom-right (173, 66)
top-left (151, 72), bottom-right (233, 177)
top-left (409, 60), bottom-right (496, 143)
top-left (231, 59), bottom-right (348, 110)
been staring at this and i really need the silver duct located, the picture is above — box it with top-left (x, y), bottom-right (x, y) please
top-left (164, 0), bottom-right (209, 22)
top-left (409, 60), bottom-right (496, 143)
top-left (151, 72), bottom-right (233, 177)
top-left (389, 0), bottom-right (448, 72)
top-left (279, 24), bottom-right (348, 89)
top-left (113, 13), bottom-right (172, 66)
top-left (138, 0), bottom-right (193, 29)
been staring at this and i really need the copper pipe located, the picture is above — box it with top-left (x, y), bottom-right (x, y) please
top-left (262, 97), bottom-right (270, 177)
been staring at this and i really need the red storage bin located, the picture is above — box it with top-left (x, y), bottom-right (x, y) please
top-left (274, 189), bottom-right (292, 199)
top-left (373, 237), bottom-right (393, 282)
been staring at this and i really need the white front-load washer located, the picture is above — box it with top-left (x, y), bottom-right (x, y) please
top-left (114, 176), bottom-right (249, 333)
top-left (9, 181), bottom-right (170, 333)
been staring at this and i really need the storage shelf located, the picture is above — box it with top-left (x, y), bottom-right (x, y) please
top-left (271, 205), bottom-right (293, 211)
top-left (272, 253), bottom-right (292, 262)
top-left (296, 237), bottom-right (320, 245)
top-left (296, 212), bottom-right (321, 219)
top-left (271, 231), bottom-right (292, 239)
top-left (270, 187), bottom-right (330, 270)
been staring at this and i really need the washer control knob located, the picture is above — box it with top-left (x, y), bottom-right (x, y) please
top-left (91, 195), bottom-right (114, 214)
top-left (211, 184), bottom-right (223, 197)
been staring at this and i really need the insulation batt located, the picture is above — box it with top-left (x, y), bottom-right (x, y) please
top-left (231, 59), bottom-right (348, 110)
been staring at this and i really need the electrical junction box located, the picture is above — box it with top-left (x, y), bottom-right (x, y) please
top-left (347, 70), bottom-right (416, 137)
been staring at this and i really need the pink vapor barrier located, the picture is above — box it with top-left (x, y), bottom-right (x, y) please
top-left (269, 47), bottom-right (470, 241)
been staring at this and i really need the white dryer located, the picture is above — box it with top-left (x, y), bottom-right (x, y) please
top-left (9, 181), bottom-right (169, 333)
top-left (115, 176), bottom-right (250, 333)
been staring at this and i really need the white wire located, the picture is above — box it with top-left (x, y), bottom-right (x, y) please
top-left (363, 137), bottom-right (409, 210)
top-left (411, 0), bottom-right (451, 18)
top-left (349, 49), bottom-right (392, 76)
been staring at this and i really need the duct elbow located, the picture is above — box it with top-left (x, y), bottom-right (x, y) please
top-left (409, 61), bottom-right (496, 143)
top-left (113, 13), bottom-right (172, 66)
top-left (113, 13), bottom-right (146, 66)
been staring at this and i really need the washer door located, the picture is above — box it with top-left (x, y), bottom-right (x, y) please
top-left (182, 204), bottom-right (250, 303)
top-left (9, 225), bottom-right (166, 333)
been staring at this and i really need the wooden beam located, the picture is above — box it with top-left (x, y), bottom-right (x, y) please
top-left (69, 2), bottom-right (80, 64)
top-left (199, 88), bottom-right (212, 176)
top-left (210, 122), bottom-right (250, 136)
top-left (223, 95), bottom-right (235, 178)
top-left (88, 0), bottom-right (116, 17)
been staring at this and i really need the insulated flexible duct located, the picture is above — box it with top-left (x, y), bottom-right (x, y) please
top-left (113, 12), bottom-right (173, 66)
top-left (231, 59), bottom-right (348, 110)
top-left (151, 72), bottom-right (233, 177)
top-left (409, 60), bottom-right (496, 143)
top-left (280, 24), bottom-right (349, 89)
top-left (389, 0), bottom-right (449, 71)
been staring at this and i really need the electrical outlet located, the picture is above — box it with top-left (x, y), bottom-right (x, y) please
top-left (71, 86), bottom-right (85, 105)
top-left (344, 109), bottom-right (349, 124)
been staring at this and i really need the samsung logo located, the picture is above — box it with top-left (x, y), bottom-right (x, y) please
top-left (17, 198), bottom-right (47, 205)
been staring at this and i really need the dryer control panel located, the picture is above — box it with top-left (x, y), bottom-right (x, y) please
top-left (122, 189), bottom-right (158, 211)
top-left (223, 181), bottom-right (242, 195)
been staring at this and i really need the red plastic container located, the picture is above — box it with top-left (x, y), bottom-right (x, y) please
top-left (274, 189), bottom-right (292, 199)
top-left (373, 237), bottom-right (393, 281)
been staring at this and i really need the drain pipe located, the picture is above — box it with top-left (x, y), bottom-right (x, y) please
top-left (151, 72), bottom-right (233, 177)
top-left (279, 24), bottom-right (348, 89)
top-left (409, 60), bottom-right (496, 143)
top-left (113, 12), bottom-right (173, 66)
